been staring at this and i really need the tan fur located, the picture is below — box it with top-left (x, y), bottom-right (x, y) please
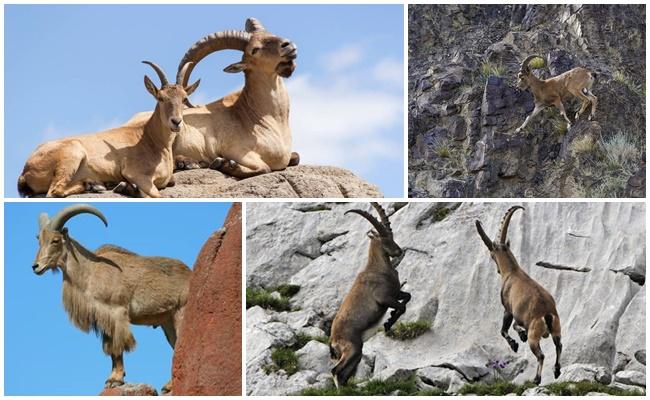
top-left (19, 74), bottom-right (198, 198)
top-left (33, 209), bottom-right (191, 392)
top-left (330, 204), bottom-right (408, 387)
top-left (476, 206), bottom-right (563, 384)
top-left (516, 58), bottom-right (597, 133)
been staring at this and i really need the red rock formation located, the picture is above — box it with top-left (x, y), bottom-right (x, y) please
top-left (100, 383), bottom-right (158, 396)
top-left (171, 203), bottom-right (242, 395)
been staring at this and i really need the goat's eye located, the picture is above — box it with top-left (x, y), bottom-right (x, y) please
top-left (251, 47), bottom-right (261, 55)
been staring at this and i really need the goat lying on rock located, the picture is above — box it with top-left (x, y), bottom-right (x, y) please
top-left (330, 203), bottom-right (410, 388)
top-left (475, 206), bottom-right (562, 384)
top-left (18, 62), bottom-right (199, 197)
top-left (515, 55), bottom-right (597, 134)
top-left (32, 204), bottom-right (191, 392)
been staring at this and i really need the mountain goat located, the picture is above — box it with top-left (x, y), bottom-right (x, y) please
top-left (32, 204), bottom-right (191, 392)
top-left (329, 203), bottom-right (410, 388)
top-left (18, 62), bottom-right (200, 197)
top-left (163, 17), bottom-right (300, 178)
top-left (475, 206), bottom-right (562, 384)
top-left (515, 55), bottom-right (597, 133)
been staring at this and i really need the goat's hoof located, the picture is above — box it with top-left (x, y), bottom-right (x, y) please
top-left (332, 374), bottom-right (340, 390)
top-left (554, 366), bottom-right (561, 379)
top-left (105, 378), bottom-right (125, 388)
top-left (161, 384), bottom-right (172, 394)
top-left (518, 332), bottom-right (527, 342)
top-left (533, 375), bottom-right (541, 385)
top-left (510, 341), bottom-right (519, 353)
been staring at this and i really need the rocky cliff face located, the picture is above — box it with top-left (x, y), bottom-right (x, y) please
top-left (172, 203), bottom-right (242, 395)
top-left (246, 202), bottom-right (645, 395)
top-left (62, 165), bottom-right (382, 198)
top-left (409, 5), bottom-right (646, 198)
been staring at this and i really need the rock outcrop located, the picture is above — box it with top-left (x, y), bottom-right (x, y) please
top-left (246, 202), bottom-right (645, 395)
top-left (409, 5), bottom-right (646, 198)
top-left (63, 165), bottom-right (382, 198)
top-left (171, 203), bottom-right (242, 395)
top-left (99, 383), bottom-right (158, 396)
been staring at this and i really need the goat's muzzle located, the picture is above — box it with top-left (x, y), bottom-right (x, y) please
top-left (32, 263), bottom-right (47, 275)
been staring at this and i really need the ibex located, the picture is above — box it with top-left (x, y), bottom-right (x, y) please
top-left (515, 55), bottom-right (597, 134)
top-left (475, 206), bottom-right (562, 385)
top-left (128, 17), bottom-right (300, 178)
top-left (18, 61), bottom-right (200, 197)
top-left (32, 204), bottom-right (191, 392)
top-left (329, 203), bottom-right (410, 388)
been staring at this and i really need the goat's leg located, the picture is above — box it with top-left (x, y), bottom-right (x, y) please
top-left (552, 335), bottom-right (562, 379)
top-left (585, 90), bottom-right (597, 120)
top-left (529, 338), bottom-right (545, 385)
top-left (513, 321), bottom-right (527, 342)
top-left (209, 153), bottom-right (272, 179)
top-left (515, 104), bottom-right (545, 133)
top-left (501, 311), bottom-right (519, 352)
top-left (386, 290), bottom-right (412, 328)
top-left (160, 319), bottom-right (177, 394)
top-left (379, 297), bottom-right (407, 332)
top-left (331, 340), bottom-right (362, 388)
top-left (121, 171), bottom-right (162, 198)
top-left (47, 150), bottom-right (85, 197)
top-left (105, 353), bottom-right (126, 388)
top-left (174, 155), bottom-right (203, 171)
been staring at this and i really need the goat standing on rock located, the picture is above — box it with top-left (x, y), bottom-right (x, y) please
top-left (515, 55), bottom-right (597, 134)
top-left (475, 206), bottom-right (562, 385)
top-left (330, 203), bottom-right (410, 388)
top-left (31, 204), bottom-right (191, 393)
top-left (18, 62), bottom-right (200, 197)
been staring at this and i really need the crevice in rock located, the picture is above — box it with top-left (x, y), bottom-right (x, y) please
top-left (292, 203), bottom-right (333, 213)
top-left (337, 183), bottom-right (350, 198)
top-left (536, 261), bottom-right (591, 272)
top-left (284, 176), bottom-right (304, 197)
top-left (609, 266), bottom-right (645, 286)
top-left (318, 231), bottom-right (348, 244)
top-left (415, 203), bottom-right (461, 230)
top-left (432, 363), bottom-right (484, 383)
top-left (294, 250), bottom-right (318, 261)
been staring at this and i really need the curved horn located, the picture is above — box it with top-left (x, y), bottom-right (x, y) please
top-left (498, 206), bottom-right (525, 245)
top-left (49, 204), bottom-right (108, 232)
top-left (245, 17), bottom-right (266, 33)
top-left (345, 209), bottom-right (389, 237)
top-left (370, 202), bottom-right (392, 233)
top-left (176, 62), bottom-right (194, 86)
top-left (177, 30), bottom-right (251, 91)
top-left (475, 220), bottom-right (494, 251)
top-left (520, 55), bottom-right (544, 73)
top-left (142, 61), bottom-right (169, 87)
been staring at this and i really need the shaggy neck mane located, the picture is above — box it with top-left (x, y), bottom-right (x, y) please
top-left (365, 239), bottom-right (392, 273)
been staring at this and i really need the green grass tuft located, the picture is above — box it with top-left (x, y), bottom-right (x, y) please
top-left (613, 70), bottom-right (645, 99)
top-left (263, 347), bottom-right (299, 375)
top-left (294, 332), bottom-right (329, 349)
top-left (527, 56), bottom-right (546, 69)
top-left (301, 375), bottom-right (425, 396)
top-left (481, 60), bottom-right (506, 79)
top-left (545, 380), bottom-right (644, 396)
top-left (246, 283), bottom-right (301, 312)
top-left (385, 321), bottom-right (432, 340)
top-left (276, 284), bottom-right (301, 297)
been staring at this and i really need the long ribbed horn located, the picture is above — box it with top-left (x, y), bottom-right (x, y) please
top-left (370, 202), bottom-right (392, 234)
top-left (475, 220), bottom-right (494, 251)
top-left (245, 17), bottom-right (266, 33)
top-left (177, 30), bottom-right (251, 90)
top-left (49, 204), bottom-right (108, 232)
top-left (345, 209), bottom-right (389, 237)
top-left (520, 55), bottom-right (543, 73)
top-left (176, 62), bottom-right (194, 86)
top-left (498, 206), bottom-right (525, 245)
top-left (142, 61), bottom-right (169, 87)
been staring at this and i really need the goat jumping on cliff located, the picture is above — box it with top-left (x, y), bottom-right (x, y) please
top-left (475, 206), bottom-right (562, 384)
top-left (32, 204), bottom-right (192, 392)
top-left (330, 203), bottom-right (410, 388)
top-left (515, 55), bottom-right (597, 134)
top-left (18, 62), bottom-right (199, 197)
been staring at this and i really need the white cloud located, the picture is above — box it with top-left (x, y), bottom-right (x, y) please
top-left (286, 73), bottom-right (402, 175)
top-left (372, 58), bottom-right (404, 87)
top-left (324, 44), bottom-right (363, 72)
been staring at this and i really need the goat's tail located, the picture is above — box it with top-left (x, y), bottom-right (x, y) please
top-left (544, 313), bottom-right (554, 334)
top-left (17, 174), bottom-right (32, 198)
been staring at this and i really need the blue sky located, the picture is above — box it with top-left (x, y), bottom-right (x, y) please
top-left (4, 202), bottom-right (232, 395)
top-left (5, 5), bottom-right (405, 197)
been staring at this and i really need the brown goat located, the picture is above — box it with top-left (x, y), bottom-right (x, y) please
top-left (330, 203), bottom-right (410, 388)
top-left (515, 55), bottom-right (597, 133)
top-left (475, 206), bottom-right (562, 385)
top-left (18, 62), bottom-right (199, 197)
top-left (32, 204), bottom-right (191, 392)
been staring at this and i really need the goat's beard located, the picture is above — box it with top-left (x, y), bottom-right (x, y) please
top-left (277, 61), bottom-right (296, 78)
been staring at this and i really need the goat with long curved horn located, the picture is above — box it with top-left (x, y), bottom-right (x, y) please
top-left (475, 206), bottom-right (563, 385)
top-left (48, 204), bottom-right (108, 232)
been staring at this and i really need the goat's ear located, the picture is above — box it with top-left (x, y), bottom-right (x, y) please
top-left (506, 240), bottom-right (511, 248)
top-left (184, 79), bottom-right (200, 96)
top-left (144, 75), bottom-right (159, 97)
top-left (223, 62), bottom-right (247, 73)
top-left (61, 227), bottom-right (69, 242)
top-left (39, 213), bottom-right (49, 230)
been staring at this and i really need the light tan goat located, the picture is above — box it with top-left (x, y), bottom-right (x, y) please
top-left (475, 206), bottom-right (562, 385)
top-left (330, 203), bottom-right (410, 388)
top-left (32, 204), bottom-right (191, 393)
top-left (18, 62), bottom-right (200, 197)
top-left (128, 17), bottom-right (300, 178)
top-left (515, 55), bottom-right (597, 133)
